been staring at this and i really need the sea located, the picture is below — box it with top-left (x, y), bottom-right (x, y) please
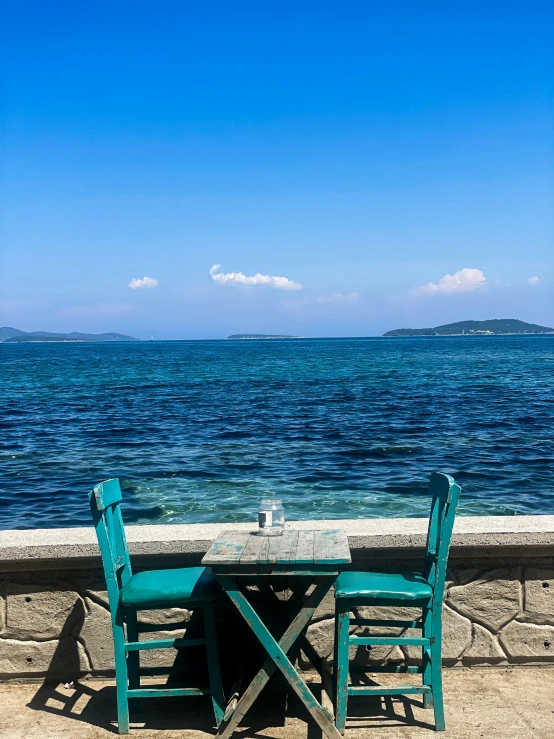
top-left (1, 336), bottom-right (553, 530)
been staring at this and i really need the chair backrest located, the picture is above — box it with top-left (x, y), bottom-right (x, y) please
top-left (89, 478), bottom-right (132, 618)
top-left (423, 472), bottom-right (461, 599)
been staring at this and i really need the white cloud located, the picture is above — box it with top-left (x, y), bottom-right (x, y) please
top-left (315, 292), bottom-right (360, 304)
top-left (129, 276), bottom-right (158, 289)
top-left (209, 264), bottom-right (302, 290)
top-left (413, 268), bottom-right (486, 296)
top-left (527, 276), bottom-right (540, 286)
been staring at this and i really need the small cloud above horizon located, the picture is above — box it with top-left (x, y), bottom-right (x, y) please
top-left (209, 264), bottom-right (302, 290)
top-left (129, 276), bottom-right (158, 289)
top-left (413, 268), bottom-right (486, 297)
top-left (527, 276), bottom-right (540, 286)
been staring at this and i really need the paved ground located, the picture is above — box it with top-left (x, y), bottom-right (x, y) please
top-left (1, 668), bottom-right (553, 739)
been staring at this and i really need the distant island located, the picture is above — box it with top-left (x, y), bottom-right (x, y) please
top-left (383, 319), bottom-right (554, 337)
top-left (0, 327), bottom-right (139, 343)
top-left (227, 334), bottom-right (299, 340)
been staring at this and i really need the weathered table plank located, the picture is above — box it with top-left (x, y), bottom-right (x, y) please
top-left (256, 536), bottom-right (270, 563)
top-left (294, 530), bottom-right (315, 565)
top-left (239, 534), bottom-right (266, 564)
top-left (204, 531), bottom-right (251, 565)
top-left (265, 534), bottom-right (283, 564)
top-left (313, 529), bottom-right (350, 564)
top-left (275, 530), bottom-right (300, 563)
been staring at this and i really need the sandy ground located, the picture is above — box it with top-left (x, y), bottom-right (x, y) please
top-left (0, 668), bottom-right (553, 739)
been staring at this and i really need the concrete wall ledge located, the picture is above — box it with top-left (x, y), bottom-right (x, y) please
top-left (1, 515), bottom-right (554, 568)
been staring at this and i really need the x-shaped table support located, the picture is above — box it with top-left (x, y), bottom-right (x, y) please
top-left (215, 575), bottom-right (341, 739)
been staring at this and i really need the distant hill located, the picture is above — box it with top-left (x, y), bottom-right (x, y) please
top-left (0, 327), bottom-right (27, 341)
top-left (383, 319), bottom-right (554, 337)
top-left (227, 334), bottom-right (299, 340)
top-left (1, 327), bottom-right (139, 343)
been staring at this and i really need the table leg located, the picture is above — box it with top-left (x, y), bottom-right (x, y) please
top-left (216, 579), bottom-right (321, 739)
top-left (216, 576), bottom-right (340, 739)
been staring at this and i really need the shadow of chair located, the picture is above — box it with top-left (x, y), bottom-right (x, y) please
top-left (25, 593), bottom-right (219, 734)
top-left (25, 589), bottom-right (287, 736)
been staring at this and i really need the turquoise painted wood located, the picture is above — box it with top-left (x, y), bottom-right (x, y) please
top-left (333, 472), bottom-right (461, 733)
top-left (89, 478), bottom-right (225, 734)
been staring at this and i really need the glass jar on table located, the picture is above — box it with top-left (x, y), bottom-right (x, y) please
top-left (258, 498), bottom-right (285, 536)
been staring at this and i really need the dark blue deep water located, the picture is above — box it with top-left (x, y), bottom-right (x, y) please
top-left (1, 336), bottom-right (553, 529)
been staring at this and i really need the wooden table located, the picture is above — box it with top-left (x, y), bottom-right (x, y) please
top-left (202, 528), bottom-right (351, 739)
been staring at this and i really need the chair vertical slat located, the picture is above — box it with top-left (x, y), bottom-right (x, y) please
top-left (126, 610), bottom-right (140, 696)
top-left (89, 494), bottom-right (121, 623)
top-left (113, 607), bottom-right (130, 733)
top-left (433, 484), bottom-right (460, 600)
top-left (104, 504), bottom-right (118, 568)
top-left (422, 607), bottom-right (433, 709)
top-left (334, 605), bottom-right (350, 735)
top-left (112, 504), bottom-right (133, 587)
top-left (424, 496), bottom-right (440, 584)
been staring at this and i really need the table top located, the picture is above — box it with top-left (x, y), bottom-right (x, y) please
top-left (202, 528), bottom-right (351, 569)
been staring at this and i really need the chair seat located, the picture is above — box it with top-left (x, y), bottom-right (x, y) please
top-left (335, 571), bottom-right (432, 602)
top-left (120, 566), bottom-right (215, 608)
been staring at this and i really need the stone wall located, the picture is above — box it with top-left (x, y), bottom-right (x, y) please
top-left (1, 516), bottom-right (553, 680)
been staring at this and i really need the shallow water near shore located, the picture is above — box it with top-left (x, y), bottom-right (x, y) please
top-left (1, 335), bottom-right (553, 529)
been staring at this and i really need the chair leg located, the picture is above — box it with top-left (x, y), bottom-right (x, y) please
top-left (334, 601), bottom-right (350, 735)
top-left (430, 606), bottom-right (445, 731)
top-left (422, 606), bottom-right (433, 709)
top-left (203, 601), bottom-right (226, 727)
top-left (113, 609), bottom-right (130, 734)
top-left (126, 610), bottom-right (140, 714)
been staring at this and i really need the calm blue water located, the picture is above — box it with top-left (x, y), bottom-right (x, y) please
top-left (1, 336), bottom-right (553, 529)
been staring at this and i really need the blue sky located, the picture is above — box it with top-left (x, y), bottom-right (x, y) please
top-left (2, 1), bottom-right (553, 338)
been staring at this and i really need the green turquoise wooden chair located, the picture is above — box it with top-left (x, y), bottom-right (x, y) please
top-left (89, 478), bottom-right (225, 734)
top-left (333, 472), bottom-right (461, 733)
